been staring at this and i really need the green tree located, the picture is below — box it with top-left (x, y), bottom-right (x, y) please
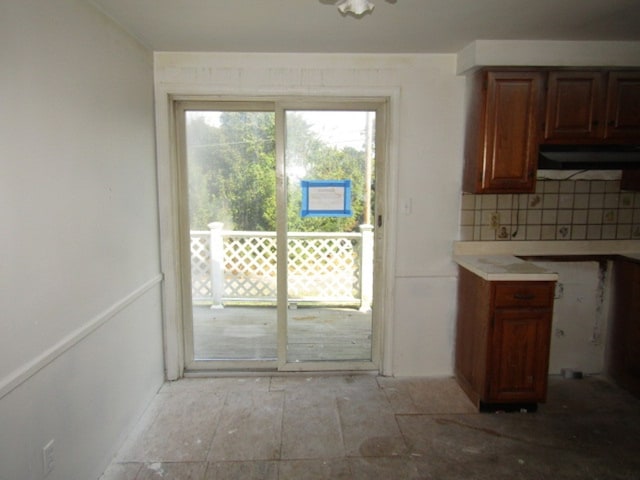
top-left (186, 111), bottom-right (276, 231)
top-left (185, 115), bottom-right (227, 230)
top-left (216, 111), bottom-right (276, 231)
top-left (185, 111), bottom-right (371, 233)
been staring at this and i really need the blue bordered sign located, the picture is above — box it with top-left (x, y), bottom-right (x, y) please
top-left (301, 180), bottom-right (352, 217)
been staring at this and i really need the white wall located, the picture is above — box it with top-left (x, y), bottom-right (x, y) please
top-left (457, 40), bottom-right (640, 73)
top-left (536, 261), bottom-right (611, 375)
top-left (154, 52), bottom-right (467, 378)
top-left (0, 1), bottom-right (163, 479)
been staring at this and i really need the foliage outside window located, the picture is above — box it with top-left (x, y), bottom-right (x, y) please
top-left (186, 111), bottom-right (373, 233)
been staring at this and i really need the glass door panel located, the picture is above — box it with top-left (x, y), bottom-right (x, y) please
top-left (284, 110), bottom-right (375, 364)
top-left (183, 108), bottom-right (277, 363)
top-left (178, 101), bottom-right (382, 372)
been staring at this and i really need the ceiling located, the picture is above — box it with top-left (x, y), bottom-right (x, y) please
top-left (90, 0), bottom-right (640, 54)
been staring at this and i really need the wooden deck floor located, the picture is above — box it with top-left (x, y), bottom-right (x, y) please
top-left (192, 306), bottom-right (372, 362)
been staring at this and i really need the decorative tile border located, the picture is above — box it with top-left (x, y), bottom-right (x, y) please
top-left (460, 180), bottom-right (640, 241)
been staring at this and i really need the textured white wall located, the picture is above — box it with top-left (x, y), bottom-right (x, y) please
top-left (536, 261), bottom-right (611, 375)
top-left (154, 52), bottom-right (467, 377)
top-left (0, 1), bottom-right (163, 479)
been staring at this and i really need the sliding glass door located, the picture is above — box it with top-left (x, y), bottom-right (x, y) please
top-left (282, 109), bottom-right (376, 368)
top-left (175, 99), bottom-right (384, 371)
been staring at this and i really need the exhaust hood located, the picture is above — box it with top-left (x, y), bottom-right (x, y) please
top-left (538, 145), bottom-right (640, 170)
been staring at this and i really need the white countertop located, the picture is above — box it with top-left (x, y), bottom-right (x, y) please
top-left (454, 255), bottom-right (559, 281)
top-left (453, 240), bottom-right (640, 281)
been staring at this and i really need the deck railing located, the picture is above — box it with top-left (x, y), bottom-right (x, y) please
top-left (190, 222), bottom-right (373, 311)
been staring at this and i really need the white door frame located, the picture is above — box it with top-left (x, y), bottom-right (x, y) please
top-left (155, 90), bottom-right (399, 379)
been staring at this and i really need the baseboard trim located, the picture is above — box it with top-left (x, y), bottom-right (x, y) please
top-left (0, 274), bottom-right (163, 400)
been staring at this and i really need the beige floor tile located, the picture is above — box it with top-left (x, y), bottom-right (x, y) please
top-left (396, 414), bottom-right (504, 459)
top-left (348, 456), bottom-right (421, 480)
top-left (160, 377), bottom-right (270, 394)
top-left (117, 391), bottom-right (226, 462)
top-left (281, 389), bottom-right (344, 459)
top-left (378, 376), bottom-right (476, 414)
top-left (402, 412), bottom-right (640, 480)
top-left (376, 376), bottom-right (417, 413)
top-left (135, 462), bottom-right (208, 480)
top-left (98, 462), bottom-right (141, 480)
top-left (204, 460), bottom-right (278, 480)
top-left (337, 388), bottom-right (407, 457)
top-left (278, 459), bottom-right (352, 480)
top-left (541, 375), bottom-right (640, 414)
top-left (407, 377), bottom-right (476, 414)
top-left (270, 373), bottom-right (377, 393)
top-left (207, 391), bottom-right (284, 461)
top-left (101, 374), bottom-right (640, 480)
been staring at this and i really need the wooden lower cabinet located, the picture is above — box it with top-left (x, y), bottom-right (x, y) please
top-left (607, 258), bottom-right (640, 397)
top-left (455, 267), bottom-right (555, 410)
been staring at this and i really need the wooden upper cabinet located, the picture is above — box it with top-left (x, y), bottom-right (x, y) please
top-left (544, 71), bottom-right (605, 142)
top-left (544, 70), bottom-right (640, 144)
top-left (604, 71), bottom-right (640, 141)
top-left (463, 68), bottom-right (640, 194)
top-left (463, 70), bottom-right (544, 193)
top-left (621, 169), bottom-right (640, 191)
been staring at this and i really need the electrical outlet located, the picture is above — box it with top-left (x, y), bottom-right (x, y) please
top-left (43, 439), bottom-right (54, 477)
top-left (490, 212), bottom-right (500, 229)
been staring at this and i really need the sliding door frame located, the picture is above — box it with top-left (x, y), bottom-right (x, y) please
top-left (168, 95), bottom-right (391, 375)
top-left (276, 99), bottom-right (387, 372)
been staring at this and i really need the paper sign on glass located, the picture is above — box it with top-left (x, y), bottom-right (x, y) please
top-left (301, 180), bottom-right (352, 217)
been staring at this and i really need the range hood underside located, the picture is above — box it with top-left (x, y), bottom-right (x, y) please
top-left (538, 146), bottom-right (640, 170)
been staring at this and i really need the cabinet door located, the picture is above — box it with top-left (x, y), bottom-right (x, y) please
top-left (609, 260), bottom-right (640, 391)
top-left (477, 72), bottom-right (544, 193)
top-left (621, 170), bottom-right (640, 191)
top-left (488, 309), bottom-right (551, 402)
top-left (604, 72), bottom-right (640, 141)
top-left (544, 71), bottom-right (605, 142)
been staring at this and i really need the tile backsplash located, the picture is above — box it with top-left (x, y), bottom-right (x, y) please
top-left (460, 180), bottom-right (640, 241)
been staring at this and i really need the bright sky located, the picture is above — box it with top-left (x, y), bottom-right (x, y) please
top-left (296, 111), bottom-right (373, 150)
top-left (193, 110), bottom-right (374, 151)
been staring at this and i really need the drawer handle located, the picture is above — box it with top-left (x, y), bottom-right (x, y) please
top-left (513, 293), bottom-right (535, 300)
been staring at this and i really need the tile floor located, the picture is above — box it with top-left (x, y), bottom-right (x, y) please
top-left (101, 374), bottom-right (640, 479)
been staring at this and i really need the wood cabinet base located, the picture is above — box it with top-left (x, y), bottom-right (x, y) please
top-left (607, 258), bottom-right (640, 398)
top-left (455, 267), bottom-right (555, 411)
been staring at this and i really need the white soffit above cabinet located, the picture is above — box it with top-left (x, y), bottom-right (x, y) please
top-left (457, 40), bottom-right (640, 74)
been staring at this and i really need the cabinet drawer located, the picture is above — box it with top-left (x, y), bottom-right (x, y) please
top-left (494, 282), bottom-right (554, 308)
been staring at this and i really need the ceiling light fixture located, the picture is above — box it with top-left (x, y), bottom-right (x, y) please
top-left (336, 0), bottom-right (375, 16)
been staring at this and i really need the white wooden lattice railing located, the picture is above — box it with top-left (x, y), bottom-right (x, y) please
top-left (190, 222), bottom-right (373, 311)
